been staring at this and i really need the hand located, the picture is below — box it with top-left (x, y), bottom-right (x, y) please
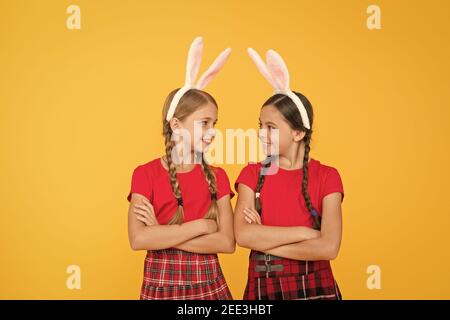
top-left (243, 207), bottom-right (262, 224)
top-left (133, 197), bottom-right (159, 226)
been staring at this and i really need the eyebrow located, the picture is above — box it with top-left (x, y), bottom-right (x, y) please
top-left (201, 117), bottom-right (217, 123)
top-left (259, 119), bottom-right (277, 126)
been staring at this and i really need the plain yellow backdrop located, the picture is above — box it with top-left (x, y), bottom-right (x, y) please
top-left (1, 0), bottom-right (450, 299)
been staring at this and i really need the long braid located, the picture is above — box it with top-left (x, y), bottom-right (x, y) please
top-left (255, 156), bottom-right (273, 215)
top-left (160, 88), bottom-right (221, 225)
top-left (164, 125), bottom-right (184, 225)
top-left (301, 130), bottom-right (321, 230)
top-left (259, 91), bottom-right (318, 230)
top-left (199, 153), bottom-right (219, 223)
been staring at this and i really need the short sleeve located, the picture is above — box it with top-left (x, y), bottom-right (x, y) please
top-left (321, 167), bottom-right (344, 203)
top-left (234, 163), bottom-right (259, 193)
top-left (215, 167), bottom-right (235, 200)
top-left (126, 165), bottom-right (152, 202)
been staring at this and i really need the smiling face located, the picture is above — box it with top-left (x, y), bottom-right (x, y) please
top-left (258, 104), bottom-right (305, 156)
top-left (182, 103), bottom-right (217, 153)
top-left (163, 89), bottom-right (219, 161)
top-left (175, 102), bottom-right (218, 153)
top-left (161, 89), bottom-right (221, 225)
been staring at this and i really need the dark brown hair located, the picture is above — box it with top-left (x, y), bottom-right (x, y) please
top-left (255, 91), bottom-right (321, 230)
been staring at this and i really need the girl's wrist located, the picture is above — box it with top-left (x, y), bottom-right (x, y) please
top-left (297, 226), bottom-right (321, 240)
top-left (183, 219), bottom-right (208, 236)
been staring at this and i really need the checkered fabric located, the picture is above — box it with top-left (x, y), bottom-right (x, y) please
top-left (243, 250), bottom-right (342, 300)
top-left (140, 248), bottom-right (233, 300)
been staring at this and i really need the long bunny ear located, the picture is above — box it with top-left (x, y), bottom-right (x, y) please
top-left (195, 48), bottom-right (231, 90)
top-left (247, 48), bottom-right (278, 89)
top-left (265, 49), bottom-right (290, 92)
top-left (266, 50), bottom-right (310, 129)
top-left (185, 36), bottom-right (204, 86)
top-left (247, 47), bottom-right (311, 130)
top-left (166, 36), bottom-right (231, 122)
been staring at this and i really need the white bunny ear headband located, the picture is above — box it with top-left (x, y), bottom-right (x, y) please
top-left (247, 48), bottom-right (311, 130)
top-left (165, 36), bottom-right (232, 122)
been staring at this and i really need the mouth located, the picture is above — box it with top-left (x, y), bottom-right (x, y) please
top-left (202, 137), bottom-right (212, 144)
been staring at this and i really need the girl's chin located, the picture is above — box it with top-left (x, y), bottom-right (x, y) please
top-left (194, 142), bottom-right (211, 153)
top-left (262, 144), bottom-right (276, 155)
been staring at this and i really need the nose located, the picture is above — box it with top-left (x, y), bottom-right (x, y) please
top-left (205, 128), bottom-right (216, 139)
top-left (258, 129), bottom-right (270, 143)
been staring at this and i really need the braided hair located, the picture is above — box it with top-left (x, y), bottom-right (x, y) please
top-left (162, 88), bottom-right (219, 225)
top-left (255, 91), bottom-right (321, 230)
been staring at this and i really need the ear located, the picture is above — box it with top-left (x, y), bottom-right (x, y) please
top-left (169, 117), bottom-right (182, 132)
top-left (247, 48), bottom-right (278, 89)
top-left (195, 48), bottom-right (232, 90)
top-left (292, 130), bottom-right (306, 142)
top-left (185, 36), bottom-right (204, 86)
top-left (266, 49), bottom-right (290, 92)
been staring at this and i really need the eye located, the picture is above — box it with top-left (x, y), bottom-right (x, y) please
top-left (201, 120), bottom-right (208, 126)
top-left (258, 122), bottom-right (262, 128)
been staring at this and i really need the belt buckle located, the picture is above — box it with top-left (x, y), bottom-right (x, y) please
top-left (254, 264), bottom-right (284, 271)
top-left (253, 253), bottom-right (284, 277)
top-left (264, 254), bottom-right (270, 277)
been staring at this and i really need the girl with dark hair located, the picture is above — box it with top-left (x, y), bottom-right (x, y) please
top-left (234, 48), bottom-right (344, 300)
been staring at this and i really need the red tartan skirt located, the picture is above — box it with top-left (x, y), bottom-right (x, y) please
top-left (243, 250), bottom-right (342, 300)
top-left (140, 248), bottom-right (233, 300)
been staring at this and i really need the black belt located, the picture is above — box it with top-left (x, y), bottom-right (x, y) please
top-left (253, 252), bottom-right (285, 261)
top-left (253, 252), bottom-right (285, 275)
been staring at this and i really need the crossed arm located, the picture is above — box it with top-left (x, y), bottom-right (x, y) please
top-left (171, 194), bottom-right (235, 254)
top-left (234, 183), bottom-right (342, 261)
top-left (128, 193), bottom-right (235, 254)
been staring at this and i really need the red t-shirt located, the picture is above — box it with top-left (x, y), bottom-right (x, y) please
top-left (127, 157), bottom-right (235, 224)
top-left (234, 158), bottom-right (344, 228)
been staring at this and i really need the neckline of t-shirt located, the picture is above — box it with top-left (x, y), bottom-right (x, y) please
top-left (269, 158), bottom-right (316, 172)
top-left (158, 157), bottom-right (199, 175)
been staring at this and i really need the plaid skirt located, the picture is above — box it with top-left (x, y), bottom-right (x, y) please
top-left (243, 250), bottom-right (342, 300)
top-left (140, 248), bottom-right (233, 300)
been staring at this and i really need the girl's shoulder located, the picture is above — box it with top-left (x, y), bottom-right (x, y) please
top-left (312, 159), bottom-right (345, 201)
top-left (139, 157), bottom-right (161, 167)
top-left (132, 157), bottom-right (164, 177)
top-left (235, 161), bottom-right (264, 179)
top-left (206, 164), bottom-right (235, 199)
top-left (127, 158), bottom-right (163, 202)
top-left (312, 158), bottom-right (342, 177)
top-left (243, 160), bottom-right (264, 171)
top-left (208, 164), bottom-right (231, 180)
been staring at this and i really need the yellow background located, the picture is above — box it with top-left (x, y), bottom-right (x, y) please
top-left (1, 0), bottom-right (450, 299)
